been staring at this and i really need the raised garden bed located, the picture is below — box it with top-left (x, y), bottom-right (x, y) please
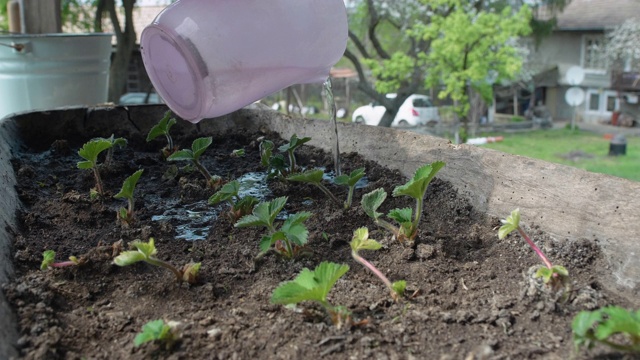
top-left (0, 105), bottom-right (638, 359)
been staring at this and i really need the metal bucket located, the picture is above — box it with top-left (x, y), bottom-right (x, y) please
top-left (0, 33), bottom-right (112, 119)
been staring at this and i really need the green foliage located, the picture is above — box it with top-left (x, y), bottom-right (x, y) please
top-left (498, 208), bottom-right (521, 240)
top-left (271, 261), bottom-right (350, 327)
top-left (77, 138), bottom-right (112, 195)
top-left (416, 1), bottom-right (532, 119)
top-left (334, 167), bottom-right (366, 208)
top-left (167, 137), bottom-right (221, 188)
top-left (235, 197), bottom-right (311, 259)
top-left (114, 169), bottom-right (144, 225)
top-left (361, 188), bottom-right (387, 221)
top-left (40, 250), bottom-right (79, 270)
top-left (572, 306), bottom-right (640, 353)
top-left (41, 250), bottom-right (56, 270)
top-left (278, 134), bottom-right (311, 174)
top-left (208, 180), bottom-right (258, 222)
top-left (114, 238), bottom-right (201, 284)
top-left (350, 227), bottom-right (405, 301)
top-left (134, 319), bottom-right (177, 349)
top-left (93, 134), bottom-right (127, 167)
top-left (287, 169), bottom-right (342, 206)
top-left (147, 111), bottom-right (178, 157)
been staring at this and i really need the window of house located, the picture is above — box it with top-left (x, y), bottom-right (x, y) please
top-left (582, 35), bottom-right (607, 70)
top-left (589, 93), bottom-right (600, 111)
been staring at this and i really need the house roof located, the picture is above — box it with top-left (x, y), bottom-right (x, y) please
top-left (552, 0), bottom-right (640, 31)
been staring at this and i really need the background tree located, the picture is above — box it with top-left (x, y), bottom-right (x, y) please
top-left (604, 18), bottom-right (640, 72)
top-left (416, 0), bottom-right (531, 138)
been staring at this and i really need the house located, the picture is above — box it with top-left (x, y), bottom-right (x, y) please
top-left (528, 0), bottom-right (640, 123)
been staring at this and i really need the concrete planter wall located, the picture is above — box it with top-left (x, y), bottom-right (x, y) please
top-left (0, 104), bottom-right (638, 357)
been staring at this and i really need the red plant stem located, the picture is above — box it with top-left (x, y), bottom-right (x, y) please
top-left (352, 251), bottom-right (394, 292)
top-left (517, 226), bottom-right (553, 269)
top-left (50, 261), bottom-right (76, 268)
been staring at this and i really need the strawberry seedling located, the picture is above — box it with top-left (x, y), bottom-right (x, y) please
top-left (208, 179), bottom-right (259, 222)
top-left (147, 110), bottom-right (178, 158)
top-left (271, 261), bottom-right (351, 328)
top-left (350, 227), bottom-right (406, 301)
top-left (77, 138), bottom-right (113, 196)
top-left (361, 162), bottom-right (445, 243)
top-left (93, 134), bottom-right (127, 167)
top-left (113, 169), bottom-right (144, 226)
top-left (40, 250), bottom-right (81, 270)
top-left (167, 137), bottom-right (222, 189)
top-left (572, 306), bottom-right (640, 354)
top-left (499, 208), bottom-right (570, 293)
top-left (234, 196), bottom-right (312, 259)
top-left (113, 238), bottom-right (201, 284)
top-left (278, 134), bottom-right (311, 174)
top-left (134, 319), bottom-right (178, 350)
top-left (287, 167), bottom-right (366, 209)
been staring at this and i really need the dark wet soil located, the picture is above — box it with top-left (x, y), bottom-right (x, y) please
top-left (4, 125), bottom-right (636, 360)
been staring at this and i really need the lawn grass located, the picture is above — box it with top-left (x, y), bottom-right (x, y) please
top-left (480, 128), bottom-right (640, 181)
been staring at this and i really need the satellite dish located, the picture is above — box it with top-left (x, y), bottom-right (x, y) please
top-left (566, 66), bottom-right (585, 86)
top-left (565, 86), bottom-right (585, 107)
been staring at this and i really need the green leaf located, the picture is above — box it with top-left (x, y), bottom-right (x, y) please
top-left (77, 139), bottom-right (112, 167)
top-left (191, 137), bottom-right (213, 159)
top-left (281, 212), bottom-right (312, 246)
top-left (113, 250), bottom-right (146, 266)
top-left (392, 280), bottom-right (407, 296)
top-left (182, 262), bottom-right (201, 284)
top-left (259, 235), bottom-right (276, 253)
top-left (572, 310), bottom-right (603, 350)
top-left (231, 149), bottom-right (245, 157)
top-left (271, 261), bottom-right (349, 305)
top-left (208, 180), bottom-right (240, 205)
top-left (392, 161), bottom-right (445, 200)
top-left (166, 149), bottom-right (194, 162)
top-left (259, 140), bottom-right (274, 167)
top-left (334, 167), bottom-right (365, 187)
top-left (134, 319), bottom-right (172, 347)
top-left (146, 111), bottom-right (176, 142)
top-left (388, 208), bottom-right (413, 224)
top-left (278, 134), bottom-right (311, 153)
top-left (361, 188), bottom-right (387, 220)
top-left (114, 169), bottom-right (144, 200)
top-left (235, 197), bottom-right (288, 229)
top-left (76, 160), bottom-right (93, 170)
top-left (498, 208), bottom-right (521, 239)
top-left (41, 250), bottom-right (56, 270)
top-left (595, 306), bottom-right (640, 341)
top-left (132, 238), bottom-right (157, 258)
top-left (287, 169), bottom-right (324, 184)
top-left (350, 227), bottom-right (382, 252)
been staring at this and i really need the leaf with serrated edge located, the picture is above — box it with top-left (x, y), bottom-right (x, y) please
top-left (287, 169), bottom-right (324, 184)
top-left (392, 161), bottom-right (445, 200)
top-left (114, 169), bottom-right (144, 200)
top-left (271, 262), bottom-right (349, 305)
top-left (350, 227), bottom-right (382, 252)
top-left (388, 208), bottom-right (412, 223)
top-left (41, 250), bottom-right (56, 270)
top-left (498, 208), bottom-right (521, 239)
top-left (361, 188), bottom-right (387, 220)
top-left (209, 180), bottom-right (239, 205)
top-left (192, 137), bottom-right (212, 159)
top-left (167, 149), bottom-right (194, 161)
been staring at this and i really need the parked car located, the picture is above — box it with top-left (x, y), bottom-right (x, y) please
top-left (119, 92), bottom-right (164, 105)
top-left (352, 94), bottom-right (439, 127)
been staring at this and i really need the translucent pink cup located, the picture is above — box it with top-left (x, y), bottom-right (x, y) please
top-left (140, 0), bottom-right (348, 123)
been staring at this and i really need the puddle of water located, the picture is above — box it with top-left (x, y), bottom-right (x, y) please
top-left (151, 172), bottom-right (271, 241)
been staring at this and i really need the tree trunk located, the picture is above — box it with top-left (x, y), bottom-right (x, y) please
top-left (378, 110), bottom-right (396, 127)
top-left (97, 0), bottom-right (137, 103)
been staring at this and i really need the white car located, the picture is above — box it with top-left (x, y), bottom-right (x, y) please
top-left (352, 94), bottom-right (439, 127)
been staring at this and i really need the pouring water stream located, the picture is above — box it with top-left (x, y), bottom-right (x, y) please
top-left (323, 77), bottom-right (341, 177)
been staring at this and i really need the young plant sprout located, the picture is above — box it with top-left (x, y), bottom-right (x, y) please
top-left (77, 138), bottom-right (113, 196)
top-left (271, 261), bottom-right (351, 328)
top-left (167, 137), bottom-right (222, 189)
top-left (234, 196), bottom-right (312, 259)
top-left (147, 110), bottom-right (178, 158)
top-left (350, 227), bottom-right (406, 301)
top-left (278, 134), bottom-right (311, 174)
top-left (334, 167), bottom-right (366, 208)
top-left (208, 179), bottom-right (259, 222)
top-left (572, 306), bottom-right (640, 354)
top-left (287, 169), bottom-right (341, 206)
top-left (93, 134), bottom-right (127, 167)
top-left (230, 148), bottom-right (245, 157)
top-left (113, 238), bottom-right (201, 284)
top-left (113, 169), bottom-right (144, 226)
top-left (499, 208), bottom-right (570, 291)
top-left (361, 161), bottom-right (445, 243)
top-left (259, 139), bottom-right (288, 179)
top-left (287, 167), bottom-right (366, 209)
top-left (134, 319), bottom-right (178, 350)
top-left (40, 250), bottom-right (81, 270)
